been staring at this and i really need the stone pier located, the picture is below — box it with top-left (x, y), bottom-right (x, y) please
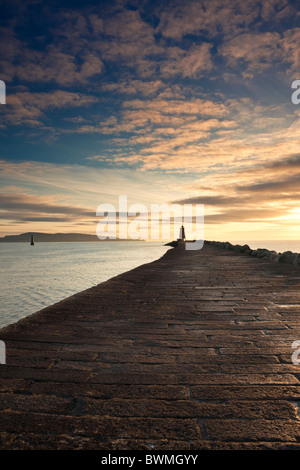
top-left (1, 242), bottom-right (300, 449)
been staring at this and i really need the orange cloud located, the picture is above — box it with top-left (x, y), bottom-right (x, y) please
top-left (3, 90), bottom-right (98, 126)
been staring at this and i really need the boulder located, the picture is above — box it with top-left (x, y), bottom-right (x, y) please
top-left (224, 242), bottom-right (233, 250)
top-left (232, 244), bottom-right (243, 252)
top-left (264, 250), bottom-right (278, 261)
top-left (240, 244), bottom-right (251, 253)
top-left (256, 249), bottom-right (270, 258)
top-left (278, 251), bottom-right (293, 263)
top-left (205, 241), bottom-right (299, 268)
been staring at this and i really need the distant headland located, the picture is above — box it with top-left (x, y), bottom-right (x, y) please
top-left (0, 233), bottom-right (145, 243)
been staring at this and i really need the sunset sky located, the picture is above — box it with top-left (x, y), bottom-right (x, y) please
top-left (0, 0), bottom-right (299, 241)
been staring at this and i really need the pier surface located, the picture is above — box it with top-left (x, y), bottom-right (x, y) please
top-left (1, 243), bottom-right (300, 450)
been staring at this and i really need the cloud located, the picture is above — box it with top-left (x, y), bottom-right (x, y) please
top-left (0, 22), bottom-right (105, 87)
top-left (234, 154), bottom-right (300, 178)
top-left (16, 49), bottom-right (104, 86)
top-left (170, 149), bottom-right (300, 226)
top-left (0, 159), bottom-right (185, 208)
top-left (73, 95), bottom-right (231, 141)
top-left (281, 28), bottom-right (300, 74)
top-left (122, 97), bottom-right (229, 117)
top-left (0, 192), bottom-right (94, 223)
top-left (260, 0), bottom-right (293, 21)
top-left (100, 80), bottom-right (164, 97)
top-left (172, 195), bottom-right (240, 206)
top-left (219, 28), bottom-right (300, 77)
top-left (160, 43), bottom-right (213, 78)
top-left (237, 173), bottom-right (300, 194)
top-left (72, 98), bottom-right (300, 173)
top-left (1, 0), bottom-right (297, 92)
top-left (94, 8), bottom-right (161, 75)
top-left (157, 0), bottom-right (261, 40)
top-left (2, 90), bottom-right (98, 126)
top-left (204, 207), bottom-right (289, 224)
top-left (219, 32), bottom-right (282, 77)
top-left (1, 0), bottom-right (300, 238)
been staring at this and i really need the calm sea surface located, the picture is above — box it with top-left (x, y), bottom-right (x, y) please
top-left (0, 241), bottom-right (170, 329)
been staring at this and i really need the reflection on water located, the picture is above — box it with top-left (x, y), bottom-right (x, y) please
top-left (0, 241), bottom-right (170, 328)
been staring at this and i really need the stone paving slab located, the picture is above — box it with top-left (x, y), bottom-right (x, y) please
top-left (1, 242), bottom-right (300, 449)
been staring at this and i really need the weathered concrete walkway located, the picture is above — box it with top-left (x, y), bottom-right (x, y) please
top-left (1, 243), bottom-right (300, 449)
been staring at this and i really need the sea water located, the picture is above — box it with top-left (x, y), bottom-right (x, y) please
top-left (0, 241), bottom-right (170, 329)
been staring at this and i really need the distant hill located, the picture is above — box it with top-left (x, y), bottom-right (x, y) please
top-left (0, 233), bottom-right (142, 242)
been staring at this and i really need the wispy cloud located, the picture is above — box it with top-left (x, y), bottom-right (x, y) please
top-left (1, 90), bottom-right (98, 127)
top-left (157, 0), bottom-right (261, 40)
top-left (0, 192), bottom-right (93, 223)
top-left (220, 28), bottom-right (300, 77)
